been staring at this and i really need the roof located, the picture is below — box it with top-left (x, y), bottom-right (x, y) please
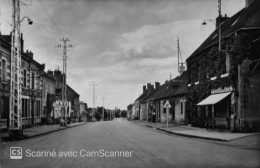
top-left (146, 79), bottom-right (180, 102)
top-left (172, 71), bottom-right (188, 96)
top-left (43, 71), bottom-right (55, 81)
top-left (0, 35), bottom-right (45, 70)
top-left (135, 87), bottom-right (156, 103)
top-left (55, 84), bottom-right (80, 97)
top-left (187, 0), bottom-right (260, 61)
top-left (67, 85), bottom-right (80, 97)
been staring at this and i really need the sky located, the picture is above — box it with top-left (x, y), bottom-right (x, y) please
top-left (0, 0), bottom-right (245, 109)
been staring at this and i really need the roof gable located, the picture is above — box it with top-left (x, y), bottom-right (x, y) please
top-left (187, 0), bottom-right (260, 61)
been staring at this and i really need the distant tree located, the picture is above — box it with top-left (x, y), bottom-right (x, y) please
top-left (121, 110), bottom-right (127, 118)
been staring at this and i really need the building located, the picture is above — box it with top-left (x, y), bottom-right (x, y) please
top-left (186, 0), bottom-right (260, 131)
top-left (134, 83), bottom-right (156, 121)
top-left (42, 71), bottom-right (56, 118)
top-left (0, 34), bottom-right (45, 129)
top-left (145, 80), bottom-right (179, 123)
top-left (173, 71), bottom-right (188, 124)
top-left (79, 101), bottom-right (88, 115)
top-left (47, 69), bottom-right (80, 119)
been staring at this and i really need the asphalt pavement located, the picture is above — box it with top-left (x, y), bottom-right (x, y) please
top-left (1, 119), bottom-right (259, 168)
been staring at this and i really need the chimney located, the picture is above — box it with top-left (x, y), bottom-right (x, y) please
top-left (143, 85), bottom-right (146, 93)
top-left (216, 14), bottom-right (229, 28)
top-left (26, 50), bottom-right (33, 59)
top-left (21, 33), bottom-right (24, 53)
top-left (147, 83), bottom-right (151, 90)
top-left (54, 69), bottom-right (61, 76)
top-left (47, 70), bottom-right (53, 76)
top-left (155, 82), bottom-right (160, 89)
top-left (246, 0), bottom-right (255, 7)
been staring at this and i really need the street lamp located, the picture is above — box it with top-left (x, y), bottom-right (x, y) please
top-left (20, 16), bottom-right (33, 25)
top-left (202, 0), bottom-right (222, 51)
top-left (202, 19), bottom-right (224, 51)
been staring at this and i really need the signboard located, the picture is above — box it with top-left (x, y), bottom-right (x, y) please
top-left (164, 100), bottom-right (171, 108)
top-left (211, 86), bottom-right (233, 94)
top-left (163, 100), bottom-right (171, 127)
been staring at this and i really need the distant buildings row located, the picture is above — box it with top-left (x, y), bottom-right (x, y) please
top-left (0, 33), bottom-right (87, 130)
top-left (128, 0), bottom-right (260, 132)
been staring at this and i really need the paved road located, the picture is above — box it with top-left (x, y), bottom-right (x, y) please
top-left (1, 119), bottom-right (260, 168)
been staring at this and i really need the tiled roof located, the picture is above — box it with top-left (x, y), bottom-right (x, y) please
top-left (187, 0), bottom-right (260, 61)
top-left (146, 79), bottom-right (180, 102)
top-left (173, 71), bottom-right (188, 96)
top-left (136, 88), bottom-right (155, 103)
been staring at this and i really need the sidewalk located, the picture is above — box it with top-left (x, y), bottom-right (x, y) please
top-left (133, 120), bottom-right (260, 142)
top-left (1, 122), bottom-right (86, 141)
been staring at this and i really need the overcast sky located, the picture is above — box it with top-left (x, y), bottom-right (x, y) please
top-left (1, 0), bottom-right (245, 109)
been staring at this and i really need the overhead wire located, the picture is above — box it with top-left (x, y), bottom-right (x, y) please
top-left (21, 5), bottom-right (59, 44)
top-left (37, 0), bottom-right (65, 37)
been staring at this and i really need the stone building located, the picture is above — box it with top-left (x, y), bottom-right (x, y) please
top-left (47, 69), bottom-right (80, 119)
top-left (0, 34), bottom-right (45, 129)
top-left (186, 0), bottom-right (260, 131)
top-left (42, 71), bottom-right (56, 118)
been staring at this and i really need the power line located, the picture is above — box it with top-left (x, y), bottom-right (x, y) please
top-left (38, 0), bottom-right (65, 37)
top-left (22, 5), bottom-right (59, 44)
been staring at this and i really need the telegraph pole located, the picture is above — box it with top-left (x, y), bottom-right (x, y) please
top-left (57, 38), bottom-right (74, 125)
top-left (218, 0), bottom-right (222, 51)
top-left (9, 0), bottom-right (22, 139)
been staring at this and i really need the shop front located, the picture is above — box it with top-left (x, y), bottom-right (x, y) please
top-left (197, 87), bottom-right (235, 131)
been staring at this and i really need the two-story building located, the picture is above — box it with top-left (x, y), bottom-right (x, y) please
top-left (186, 0), bottom-right (260, 131)
top-left (48, 69), bottom-right (80, 120)
top-left (0, 34), bottom-right (45, 129)
top-left (42, 71), bottom-right (56, 119)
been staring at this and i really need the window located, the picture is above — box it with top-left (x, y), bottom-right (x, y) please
top-left (180, 100), bottom-right (186, 116)
top-left (180, 101), bottom-right (183, 114)
top-left (23, 69), bottom-right (27, 87)
top-left (32, 72), bottom-right (35, 89)
top-left (1, 59), bottom-right (7, 81)
top-left (36, 100), bottom-right (41, 117)
top-left (22, 99), bottom-right (28, 117)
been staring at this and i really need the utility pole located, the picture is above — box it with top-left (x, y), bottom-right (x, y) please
top-left (90, 82), bottom-right (97, 120)
top-left (218, 0), bottom-right (222, 51)
top-left (57, 38), bottom-right (74, 126)
top-left (9, 0), bottom-right (22, 139)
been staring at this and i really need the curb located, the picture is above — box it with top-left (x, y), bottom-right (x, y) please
top-left (2, 122), bottom-right (87, 141)
top-left (139, 123), bottom-right (229, 142)
top-left (156, 128), bottom-right (229, 142)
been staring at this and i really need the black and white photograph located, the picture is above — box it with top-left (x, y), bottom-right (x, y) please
top-left (0, 0), bottom-right (260, 167)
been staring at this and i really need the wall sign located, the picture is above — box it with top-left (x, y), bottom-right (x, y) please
top-left (211, 86), bottom-right (233, 94)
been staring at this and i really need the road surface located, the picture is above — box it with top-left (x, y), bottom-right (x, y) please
top-left (1, 119), bottom-right (259, 168)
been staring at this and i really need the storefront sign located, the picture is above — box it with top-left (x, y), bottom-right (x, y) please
top-left (211, 86), bottom-right (233, 94)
